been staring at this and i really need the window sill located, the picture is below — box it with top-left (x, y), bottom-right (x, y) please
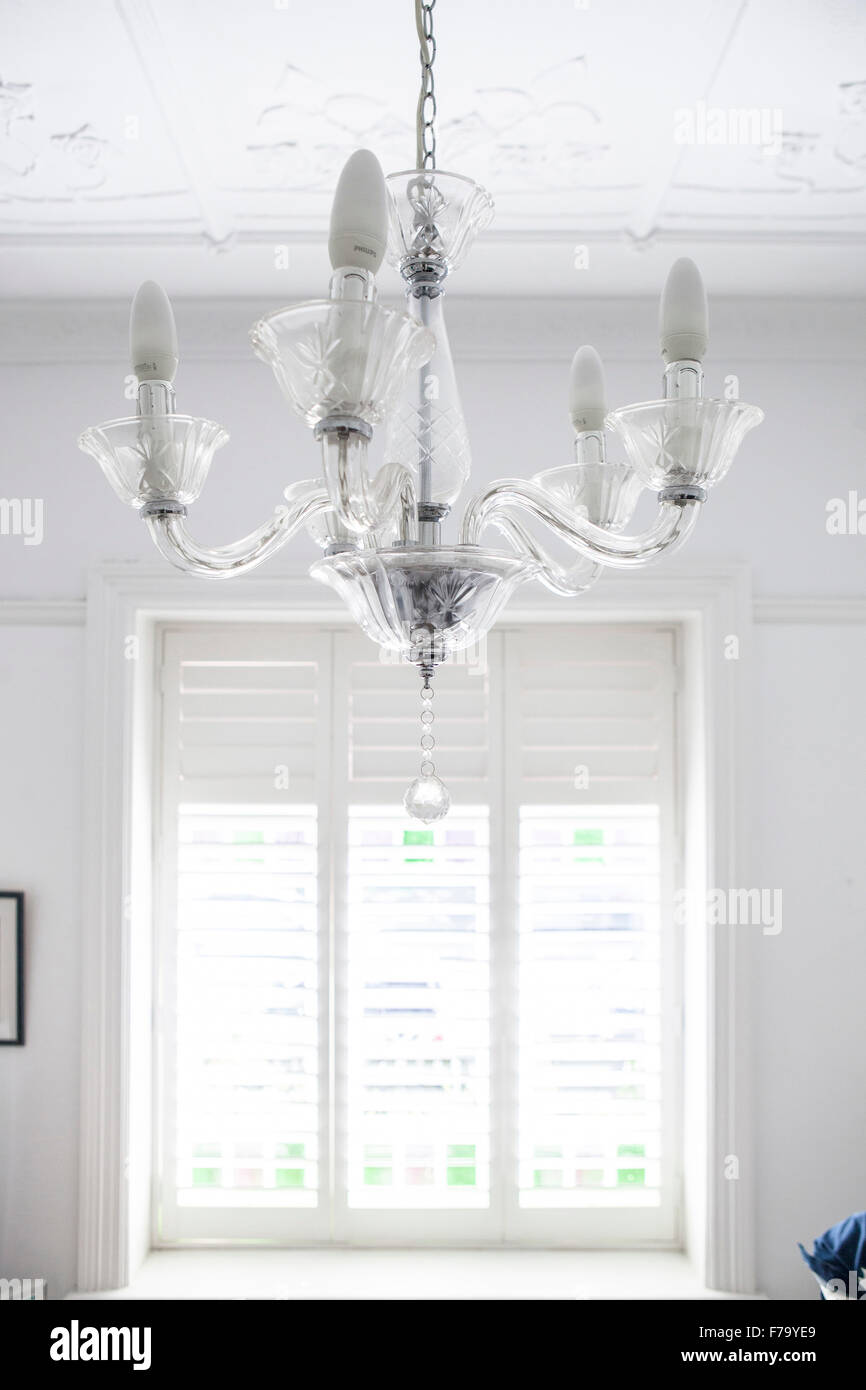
top-left (68, 1249), bottom-right (764, 1301)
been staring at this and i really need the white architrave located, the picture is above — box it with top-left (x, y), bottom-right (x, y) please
top-left (77, 560), bottom-right (752, 1294)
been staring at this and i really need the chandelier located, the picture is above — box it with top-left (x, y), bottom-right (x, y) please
top-left (79, 0), bottom-right (763, 822)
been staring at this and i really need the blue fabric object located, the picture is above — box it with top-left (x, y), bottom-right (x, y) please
top-left (799, 1212), bottom-right (866, 1294)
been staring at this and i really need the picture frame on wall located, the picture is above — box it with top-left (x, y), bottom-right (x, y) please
top-left (0, 893), bottom-right (24, 1045)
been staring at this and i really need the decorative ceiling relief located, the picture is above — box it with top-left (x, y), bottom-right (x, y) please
top-left (234, 54), bottom-right (632, 203)
top-left (241, 64), bottom-right (415, 192)
top-left (670, 91), bottom-right (866, 201)
top-left (0, 79), bottom-right (38, 180)
top-left (0, 0), bottom-right (864, 293)
top-left (834, 79), bottom-right (866, 174)
top-left (435, 58), bottom-right (620, 191)
top-left (0, 101), bottom-right (123, 203)
top-left (0, 78), bottom-right (185, 207)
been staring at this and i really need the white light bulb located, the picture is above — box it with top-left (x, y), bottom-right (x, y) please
top-left (328, 149), bottom-right (388, 274)
top-left (569, 345), bottom-right (607, 432)
top-left (130, 281), bottom-right (178, 383)
top-left (659, 257), bottom-right (708, 364)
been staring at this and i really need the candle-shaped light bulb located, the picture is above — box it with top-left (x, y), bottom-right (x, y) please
top-left (130, 281), bottom-right (178, 383)
top-left (569, 345), bottom-right (607, 432)
top-left (328, 149), bottom-right (388, 274)
top-left (659, 257), bottom-right (708, 363)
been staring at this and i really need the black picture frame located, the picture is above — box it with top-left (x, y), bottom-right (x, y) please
top-left (0, 892), bottom-right (24, 1045)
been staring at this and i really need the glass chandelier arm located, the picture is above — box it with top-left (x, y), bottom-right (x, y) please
top-left (371, 462), bottom-right (419, 545)
top-left (319, 429), bottom-right (418, 540)
top-left (490, 512), bottom-right (604, 597)
top-left (459, 478), bottom-right (701, 569)
top-left (144, 482), bottom-right (330, 578)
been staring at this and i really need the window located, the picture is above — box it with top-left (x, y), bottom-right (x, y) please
top-left (154, 622), bottom-right (679, 1244)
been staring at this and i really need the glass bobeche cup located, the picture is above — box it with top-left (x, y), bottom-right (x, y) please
top-left (78, 415), bottom-right (229, 507)
top-left (606, 398), bottom-right (764, 493)
top-left (250, 299), bottom-right (435, 428)
top-left (532, 461), bottom-right (645, 532)
top-left (385, 170), bottom-right (494, 277)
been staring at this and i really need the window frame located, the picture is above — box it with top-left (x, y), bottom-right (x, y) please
top-left (77, 565), bottom-right (753, 1291)
top-left (152, 627), bottom-right (335, 1245)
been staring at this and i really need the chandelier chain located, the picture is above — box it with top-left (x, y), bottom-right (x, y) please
top-left (415, 0), bottom-right (437, 170)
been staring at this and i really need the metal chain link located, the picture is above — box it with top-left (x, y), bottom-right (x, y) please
top-left (415, 0), bottom-right (437, 170)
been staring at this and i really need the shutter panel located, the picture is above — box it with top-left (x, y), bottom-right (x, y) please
top-left (505, 626), bottom-right (677, 1219)
top-left (157, 626), bottom-right (331, 1240)
top-left (338, 632), bottom-right (494, 1215)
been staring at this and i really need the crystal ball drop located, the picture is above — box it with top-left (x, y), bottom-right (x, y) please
top-left (403, 774), bottom-right (451, 824)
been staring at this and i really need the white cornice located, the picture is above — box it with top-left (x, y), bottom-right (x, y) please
top-left (0, 296), bottom-right (864, 366)
top-left (0, 600), bottom-right (86, 625)
top-left (4, 587), bottom-right (866, 628)
top-left (753, 598), bottom-right (866, 624)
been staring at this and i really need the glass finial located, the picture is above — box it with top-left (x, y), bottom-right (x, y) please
top-left (403, 670), bottom-right (451, 823)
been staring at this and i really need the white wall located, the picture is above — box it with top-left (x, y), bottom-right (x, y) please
top-left (0, 295), bottom-right (863, 1298)
top-left (754, 621), bottom-right (866, 1300)
top-left (0, 625), bottom-right (83, 1300)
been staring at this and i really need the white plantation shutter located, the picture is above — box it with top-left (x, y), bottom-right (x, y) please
top-left (156, 626), bottom-right (332, 1242)
top-left (504, 627), bottom-right (678, 1240)
top-left (334, 636), bottom-right (495, 1233)
top-left (155, 620), bottom-right (679, 1244)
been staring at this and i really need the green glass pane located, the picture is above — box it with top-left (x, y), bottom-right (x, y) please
top-left (192, 1167), bottom-right (221, 1187)
top-left (447, 1144), bottom-right (476, 1159)
top-left (276, 1142), bottom-right (305, 1158)
top-left (534, 1146), bottom-right (562, 1159)
top-left (617, 1143), bottom-right (645, 1157)
top-left (403, 830), bottom-right (435, 846)
top-left (533, 1169), bottom-right (564, 1189)
top-left (447, 1166), bottom-right (476, 1186)
top-left (364, 1166), bottom-right (393, 1186)
top-left (275, 1168), bottom-right (305, 1188)
top-left (192, 1142), bottom-right (221, 1157)
top-left (234, 830), bottom-right (265, 844)
top-left (573, 828), bottom-right (603, 845)
top-left (364, 1145), bottom-right (392, 1161)
top-left (617, 1168), bottom-right (646, 1187)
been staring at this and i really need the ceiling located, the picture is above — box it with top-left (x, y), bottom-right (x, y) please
top-left (1, 0), bottom-right (865, 298)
